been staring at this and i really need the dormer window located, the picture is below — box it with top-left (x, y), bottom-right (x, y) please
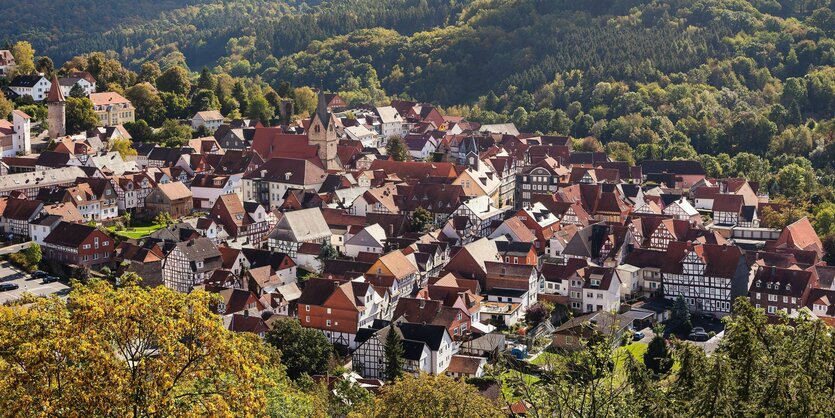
top-left (756, 280), bottom-right (761, 287)
top-left (766, 283), bottom-right (772, 289)
top-left (786, 284), bottom-right (791, 291)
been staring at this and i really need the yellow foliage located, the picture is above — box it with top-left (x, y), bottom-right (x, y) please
top-left (0, 280), bottom-right (291, 417)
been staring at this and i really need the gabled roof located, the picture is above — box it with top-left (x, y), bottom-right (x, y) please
top-left (3, 198), bottom-right (42, 220)
top-left (244, 157), bottom-right (326, 185)
top-left (774, 217), bottom-right (823, 256)
top-left (43, 221), bottom-right (99, 247)
top-left (712, 194), bottom-right (744, 213)
top-left (271, 208), bottom-right (331, 243)
top-left (89, 92), bottom-right (132, 107)
top-left (397, 322), bottom-right (449, 351)
top-left (155, 181), bottom-right (192, 201)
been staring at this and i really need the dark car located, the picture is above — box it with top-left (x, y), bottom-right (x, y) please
top-left (688, 327), bottom-right (709, 342)
top-left (33, 270), bottom-right (48, 279)
top-left (42, 276), bottom-right (61, 284)
top-left (0, 283), bottom-right (19, 291)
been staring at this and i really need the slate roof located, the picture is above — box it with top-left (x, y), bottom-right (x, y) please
top-left (43, 221), bottom-right (98, 247)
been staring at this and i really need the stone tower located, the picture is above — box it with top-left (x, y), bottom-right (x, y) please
top-left (46, 74), bottom-right (66, 140)
top-left (11, 110), bottom-right (31, 156)
top-left (308, 90), bottom-right (340, 171)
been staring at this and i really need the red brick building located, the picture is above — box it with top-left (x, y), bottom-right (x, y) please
top-left (42, 221), bottom-right (113, 269)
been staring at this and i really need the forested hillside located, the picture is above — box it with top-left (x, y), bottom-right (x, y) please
top-left (0, 0), bottom-right (465, 69)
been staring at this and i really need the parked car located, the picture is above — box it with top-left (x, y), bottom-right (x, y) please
top-left (33, 270), bottom-right (48, 279)
top-left (0, 283), bottom-right (19, 291)
top-left (42, 276), bottom-right (61, 284)
top-left (688, 327), bottom-right (709, 342)
top-left (632, 330), bottom-right (645, 341)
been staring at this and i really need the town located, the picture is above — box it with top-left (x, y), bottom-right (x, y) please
top-left (0, 34), bottom-right (834, 413)
top-left (0, 45), bottom-right (830, 379)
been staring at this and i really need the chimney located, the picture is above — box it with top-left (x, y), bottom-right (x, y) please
top-left (260, 170), bottom-right (267, 178)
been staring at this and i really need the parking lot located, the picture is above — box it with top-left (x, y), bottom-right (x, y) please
top-left (0, 262), bottom-right (70, 304)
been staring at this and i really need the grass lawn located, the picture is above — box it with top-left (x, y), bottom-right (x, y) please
top-left (109, 221), bottom-right (165, 239)
top-left (615, 341), bottom-right (680, 373)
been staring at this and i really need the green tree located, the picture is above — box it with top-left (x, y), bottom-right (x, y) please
top-left (732, 152), bottom-right (771, 183)
top-left (190, 89), bottom-right (221, 114)
top-left (124, 120), bottom-right (154, 143)
top-left (386, 137), bottom-right (409, 161)
top-left (156, 66), bottom-right (191, 95)
top-left (197, 66), bottom-right (215, 91)
top-left (410, 207), bottom-right (433, 232)
top-left (362, 374), bottom-right (503, 417)
top-left (264, 318), bottom-right (334, 379)
top-left (318, 241), bottom-right (339, 261)
top-left (774, 163), bottom-right (816, 199)
top-left (138, 62), bottom-right (161, 85)
top-left (154, 119), bottom-right (192, 147)
top-left (25, 243), bottom-right (42, 267)
top-left (603, 141), bottom-right (635, 165)
top-left (669, 295), bottom-right (692, 336)
top-left (68, 83), bottom-right (86, 98)
top-left (125, 82), bottom-right (166, 126)
top-left (292, 86), bottom-right (317, 116)
top-left (383, 327), bottom-right (404, 382)
top-left (65, 97), bottom-right (99, 134)
top-left (159, 92), bottom-right (190, 119)
top-left (154, 211), bottom-right (173, 227)
top-left (36, 56), bottom-right (54, 78)
top-left (643, 324), bottom-right (672, 375)
top-left (247, 90), bottom-right (274, 125)
top-left (814, 203), bottom-right (835, 236)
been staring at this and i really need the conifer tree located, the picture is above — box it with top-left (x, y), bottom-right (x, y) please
top-left (383, 326), bottom-right (404, 382)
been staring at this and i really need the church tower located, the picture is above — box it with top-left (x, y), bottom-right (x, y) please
top-left (47, 74), bottom-right (66, 140)
top-left (308, 90), bottom-right (340, 171)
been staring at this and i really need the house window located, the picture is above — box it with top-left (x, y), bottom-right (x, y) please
top-left (305, 305), bottom-right (310, 312)
top-left (767, 306), bottom-right (776, 314)
top-left (326, 320), bottom-right (331, 327)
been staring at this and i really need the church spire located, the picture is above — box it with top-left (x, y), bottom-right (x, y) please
top-left (316, 89), bottom-right (330, 130)
top-left (46, 74), bottom-right (65, 103)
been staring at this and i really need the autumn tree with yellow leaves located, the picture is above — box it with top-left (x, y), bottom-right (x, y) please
top-left (0, 278), bottom-right (315, 417)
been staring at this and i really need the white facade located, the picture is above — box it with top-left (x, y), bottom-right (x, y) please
top-left (59, 78), bottom-right (95, 97)
top-left (6, 110), bottom-right (31, 157)
top-left (9, 76), bottom-right (50, 101)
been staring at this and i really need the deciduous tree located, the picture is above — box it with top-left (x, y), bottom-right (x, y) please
top-left (264, 318), bottom-right (334, 379)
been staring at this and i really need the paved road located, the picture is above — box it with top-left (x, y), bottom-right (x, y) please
top-left (0, 241), bottom-right (32, 256)
top-left (0, 262), bottom-right (70, 304)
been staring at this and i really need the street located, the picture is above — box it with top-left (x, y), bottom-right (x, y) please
top-left (0, 262), bottom-right (70, 304)
top-left (0, 241), bottom-right (32, 256)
